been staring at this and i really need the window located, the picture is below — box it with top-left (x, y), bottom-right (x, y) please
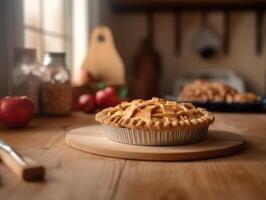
top-left (23, 0), bottom-right (92, 85)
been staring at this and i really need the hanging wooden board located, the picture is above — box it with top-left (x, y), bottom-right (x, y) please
top-left (65, 125), bottom-right (245, 161)
top-left (82, 26), bottom-right (125, 85)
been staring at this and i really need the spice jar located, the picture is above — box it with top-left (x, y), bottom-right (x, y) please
top-left (40, 52), bottom-right (72, 116)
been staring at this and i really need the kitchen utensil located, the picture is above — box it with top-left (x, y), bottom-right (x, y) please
top-left (256, 10), bottom-right (263, 55)
top-left (223, 11), bottom-right (230, 54)
top-left (66, 126), bottom-right (245, 161)
top-left (175, 12), bottom-right (181, 54)
top-left (131, 12), bottom-right (161, 99)
top-left (82, 26), bottom-right (125, 85)
top-left (192, 12), bottom-right (221, 58)
top-left (132, 38), bottom-right (161, 99)
top-left (0, 139), bottom-right (45, 181)
top-left (147, 12), bottom-right (154, 46)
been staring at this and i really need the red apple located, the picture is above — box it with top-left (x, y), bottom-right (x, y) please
top-left (78, 94), bottom-right (95, 113)
top-left (109, 96), bottom-right (120, 107)
top-left (104, 87), bottom-right (116, 97)
top-left (95, 87), bottom-right (120, 108)
top-left (0, 96), bottom-right (34, 128)
top-left (95, 90), bottom-right (107, 107)
top-left (105, 87), bottom-right (120, 107)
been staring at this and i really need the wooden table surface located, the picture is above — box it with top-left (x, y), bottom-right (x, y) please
top-left (0, 112), bottom-right (266, 200)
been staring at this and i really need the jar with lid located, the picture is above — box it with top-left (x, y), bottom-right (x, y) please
top-left (11, 48), bottom-right (41, 113)
top-left (40, 52), bottom-right (72, 116)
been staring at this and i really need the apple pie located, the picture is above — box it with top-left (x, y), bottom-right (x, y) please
top-left (95, 97), bottom-right (214, 145)
top-left (179, 80), bottom-right (260, 103)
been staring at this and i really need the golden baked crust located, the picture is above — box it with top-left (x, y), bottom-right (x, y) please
top-left (95, 97), bottom-right (214, 131)
top-left (233, 93), bottom-right (259, 103)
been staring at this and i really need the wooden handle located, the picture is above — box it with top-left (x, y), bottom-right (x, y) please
top-left (0, 148), bottom-right (45, 181)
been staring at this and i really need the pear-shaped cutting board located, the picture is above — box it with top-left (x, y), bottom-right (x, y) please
top-left (82, 26), bottom-right (125, 85)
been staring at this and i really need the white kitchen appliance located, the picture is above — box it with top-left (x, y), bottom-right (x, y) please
top-left (173, 68), bottom-right (245, 97)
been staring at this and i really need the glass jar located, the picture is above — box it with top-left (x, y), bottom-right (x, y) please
top-left (40, 52), bottom-right (72, 116)
top-left (11, 48), bottom-right (41, 114)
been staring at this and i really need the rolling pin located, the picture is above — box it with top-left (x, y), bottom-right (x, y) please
top-left (0, 139), bottom-right (45, 181)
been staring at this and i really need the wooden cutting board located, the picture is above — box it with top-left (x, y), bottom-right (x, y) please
top-left (65, 126), bottom-right (245, 161)
top-left (82, 26), bottom-right (125, 85)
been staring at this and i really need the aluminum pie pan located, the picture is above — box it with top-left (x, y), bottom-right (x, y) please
top-left (102, 124), bottom-right (210, 146)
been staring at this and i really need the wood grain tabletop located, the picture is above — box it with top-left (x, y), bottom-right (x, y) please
top-left (0, 112), bottom-right (266, 200)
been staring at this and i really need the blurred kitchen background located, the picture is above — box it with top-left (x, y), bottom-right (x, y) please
top-left (1, 0), bottom-right (266, 110)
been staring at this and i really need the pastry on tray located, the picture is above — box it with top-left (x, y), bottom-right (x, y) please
top-left (95, 97), bottom-right (214, 145)
top-left (179, 80), bottom-right (260, 104)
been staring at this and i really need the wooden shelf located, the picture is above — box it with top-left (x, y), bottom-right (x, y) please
top-left (111, 0), bottom-right (266, 13)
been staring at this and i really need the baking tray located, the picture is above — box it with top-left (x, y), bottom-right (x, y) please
top-left (165, 95), bottom-right (266, 113)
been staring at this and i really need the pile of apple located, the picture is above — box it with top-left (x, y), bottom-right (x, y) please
top-left (0, 96), bottom-right (34, 128)
top-left (78, 86), bottom-right (121, 113)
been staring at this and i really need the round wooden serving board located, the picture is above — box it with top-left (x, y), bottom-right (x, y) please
top-left (65, 125), bottom-right (245, 161)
